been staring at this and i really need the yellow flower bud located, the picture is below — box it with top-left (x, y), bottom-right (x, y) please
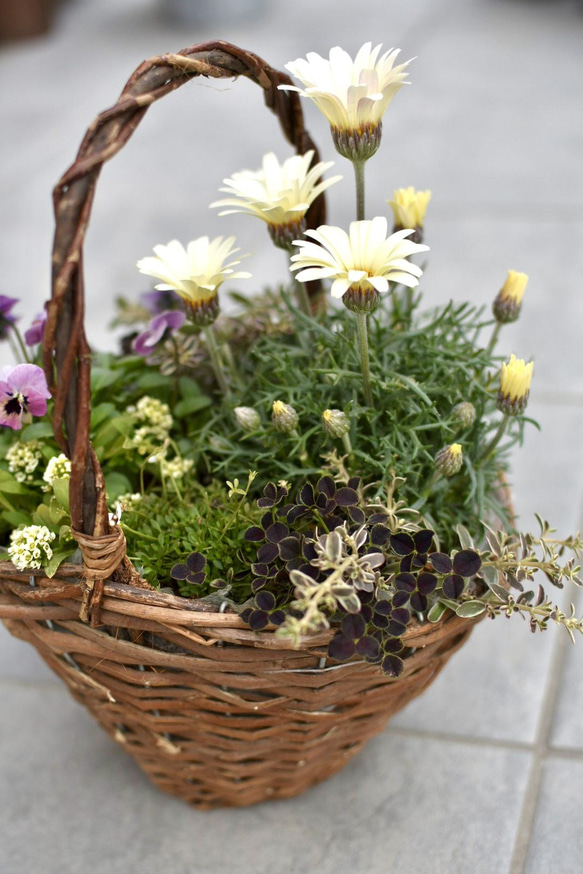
top-left (271, 401), bottom-right (299, 433)
top-left (493, 270), bottom-right (528, 324)
top-left (322, 409), bottom-right (350, 439)
top-left (435, 443), bottom-right (463, 477)
top-left (389, 187), bottom-right (432, 239)
top-left (497, 354), bottom-right (533, 416)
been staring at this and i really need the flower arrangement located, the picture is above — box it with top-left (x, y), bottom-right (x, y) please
top-left (1, 41), bottom-right (582, 683)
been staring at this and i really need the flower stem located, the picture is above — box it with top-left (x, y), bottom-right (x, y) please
top-left (342, 432), bottom-right (353, 456)
top-left (353, 160), bottom-right (366, 221)
top-left (481, 415), bottom-right (509, 461)
top-left (10, 325), bottom-right (31, 364)
top-left (293, 275), bottom-right (312, 316)
top-left (486, 322), bottom-right (502, 357)
top-left (203, 325), bottom-right (231, 398)
top-left (355, 311), bottom-right (374, 407)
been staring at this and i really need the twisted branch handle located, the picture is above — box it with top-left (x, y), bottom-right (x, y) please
top-left (44, 40), bottom-right (326, 545)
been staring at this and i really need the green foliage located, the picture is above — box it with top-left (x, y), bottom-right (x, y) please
top-left (121, 477), bottom-right (261, 597)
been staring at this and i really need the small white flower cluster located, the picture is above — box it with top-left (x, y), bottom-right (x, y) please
top-left (161, 457), bottom-right (193, 480)
top-left (8, 525), bottom-right (56, 571)
top-left (126, 396), bottom-right (173, 455)
top-left (43, 453), bottom-right (72, 489)
top-left (5, 440), bottom-right (43, 483)
top-left (117, 492), bottom-right (143, 511)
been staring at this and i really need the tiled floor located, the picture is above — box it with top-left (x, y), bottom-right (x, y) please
top-left (1, 0), bottom-right (582, 871)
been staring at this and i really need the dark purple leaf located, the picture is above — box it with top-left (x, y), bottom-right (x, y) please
top-left (360, 604), bottom-right (373, 623)
top-left (356, 636), bottom-right (381, 659)
top-left (387, 620), bottom-right (407, 637)
top-left (257, 542), bottom-right (278, 563)
top-left (300, 483), bottom-right (315, 505)
top-left (417, 572), bottom-right (438, 595)
top-left (186, 552), bottom-right (205, 573)
top-left (317, 476), bottom-right (335, 498)
top-left (244, 526), bottom-right (265, 543)
top-left (383, 639), bottom-right (404, 654)
top-left (390, 532), bottom-right (415, 555)
top-left (430, 552), bottom-right (453, 574)
top-left (249, 610), bottom-right (269, 630)
top-left (269, 610), bottom-right (286, 626)
top-left (414, 530), bottom-right (434, 553)
top-left (265, 522), bottom-right (290, 543)
top-left (335, 487), bottom-right (359, 507)
top-left (410, 592), bottom-right (428, 613)
top-left (287, 505), bottom-right (308, 524)
top-left (251, 578), bottom-right (266, 592)
top-left (170, 563), bottom-right (189, 580)
top-left (278, 536), bottom-right (301, 561)
top-left (412, 553), bottom-right (428, 569)
top-left (255, 591), bottom-right (276, 611)
top-left (453, 550), bottom-right (483, 577)
top-left (348, 476), bottom-right (361, 491)
top-left (395, 572), bottom-right (416, 593)
top-left (349, 506), bottom-right (366, 525)
top-left (261, 511), bottom-right (274, 529)
top-left (328, 633), bottom-right (356, 661)
top-left (392, 590), bottom-right (410, 608)
top-left (239, 608), bottom-right (253, 623)
top-left (381, 655), bottom-right (404, 677)
top-left (372, 613), bottom-right (389, 629)
top-left (374, 600), bottom-right (393, 616)
top-left (341, 613), bottom-right (366, 640)
top-left (400, 555), bottom-right (413, 572)
top-left (185, 572), bottom-right (205, 586)
top-left (303, 541), bottom-right (317, 561)
top-left (443, 574), bottom-right (465, 599)
top-left (369, 513), bottom-right (389, 524)
top-left (391, 607), bottom-right (411, 625)
top-left (371, 524), bottom-right (391, 546)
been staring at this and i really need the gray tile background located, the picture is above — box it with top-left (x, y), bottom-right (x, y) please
top-left (1, 0), bottom-right (582, 871)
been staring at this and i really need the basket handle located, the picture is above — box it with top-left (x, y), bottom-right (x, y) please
top-left (43, 40), bottom-right (327, 542)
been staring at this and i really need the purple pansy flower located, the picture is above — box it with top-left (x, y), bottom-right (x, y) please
top-left (24, 312), bottom-right (46, 346)
top-left (0, 296), bottom-right (18, 340)
top-left (0, 364), bottom-right (51, 430)
top-left (132, 310), bottom-right (186, 356)
top-left (140, 289), bottom-right (182, 315)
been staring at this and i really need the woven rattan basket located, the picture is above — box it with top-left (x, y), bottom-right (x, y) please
top-left (0, 41), bottom-right (482, 810)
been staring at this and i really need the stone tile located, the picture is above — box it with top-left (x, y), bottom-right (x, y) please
top-left (0, 685), bottom-right (530, 874)
top-left (523, 756), bottom-right (583, 874)
top-left (0, 622), bottom-right (57, 683)
top-left (549, 587), bottom-right (583, 752)
top-left (392, 402), bottom-right (583, 743)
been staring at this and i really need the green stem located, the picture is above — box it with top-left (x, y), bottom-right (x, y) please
top-left (10, 325), bottom-right (31, 364)
top-left (481, 415), bottom-right (509, 462)
top-left (355, 312), bottom-right (374, 407)
top-left (342, 433), bottom-right (353, 456)
top-left (293, 277), bottom-right (312, 316)
top-left (412, 470), bottom-right (442, 510)
top-left (486, 322), bottom-right (502, 357)
top-left (353, 160), bottom-right (366, 221)
top-left (203, 325), bottom-right (231, 398)
top-left (120, 522), bottom-right (158, 542)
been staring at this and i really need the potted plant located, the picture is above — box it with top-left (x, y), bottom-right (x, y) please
top-left (0, 40), bottom-right (580, 810)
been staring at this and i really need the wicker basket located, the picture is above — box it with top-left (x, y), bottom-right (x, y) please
top-left (0, 41), bottom-right (481, 810)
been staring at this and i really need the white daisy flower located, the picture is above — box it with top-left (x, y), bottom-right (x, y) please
top-left (280, 43), bottom-right (412, 161)
top-left (290, 216), bottom-right (428, 312)
top-left (137, 237), bottom-right (251, 326)
top-left (211, 151), bottom-right (342, 249)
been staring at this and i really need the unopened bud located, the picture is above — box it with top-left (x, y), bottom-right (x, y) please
top-left (272, 400), bottom-right (299, 433)
top-left (322, 409), bottom-right (350, 439)
top-left (435, 443), bottom-right (463, 477)
top-left (497, 354), bottom-right (533, 416)
top-left (452, 401), bottom-right (476, 430)
top-left (234, 406), bottom-right (261, 432)
top-left (342, 286), bottom-right (379, 314)
top-left (332, 122), bottom-right (382, 162)
top-left (493, 270), bottom-right (528, 324)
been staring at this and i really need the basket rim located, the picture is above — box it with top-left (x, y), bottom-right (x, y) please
top-left (0, 559), bottom-right (481, 647)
